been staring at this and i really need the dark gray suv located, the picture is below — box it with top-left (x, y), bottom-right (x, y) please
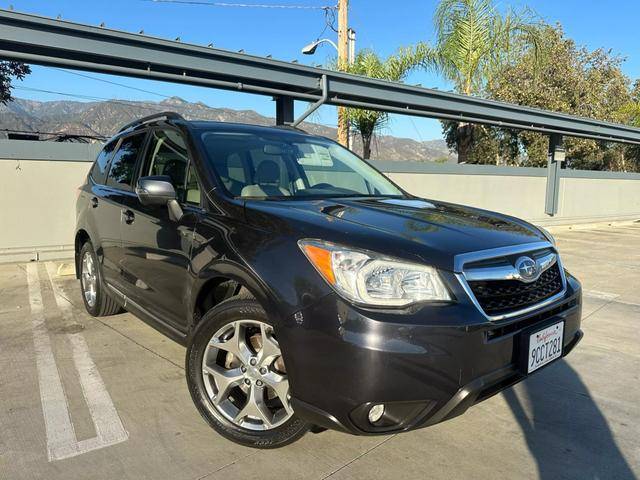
top-left (75, 112), bottom-right (583, 448)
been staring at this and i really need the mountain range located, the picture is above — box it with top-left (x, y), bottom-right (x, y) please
top-left (0, 96), bottom-right (456, 162)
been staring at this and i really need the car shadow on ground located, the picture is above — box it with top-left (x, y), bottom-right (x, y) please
top-left (503, 359), bottom-right (635, 480)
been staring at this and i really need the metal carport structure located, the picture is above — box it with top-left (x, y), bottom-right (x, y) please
top-left (1, 8), bottom-right (639, 215)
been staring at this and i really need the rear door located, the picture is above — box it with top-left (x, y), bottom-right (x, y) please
top-left (99, 131), bottom-right (147, 290)
top-left (86, 140), bottom-right (119, 284)
top-left (119, 128), bottom-right (202, 330)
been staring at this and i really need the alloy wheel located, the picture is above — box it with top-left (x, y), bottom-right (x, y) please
top-left (81, 251), bottom-right (97, 308)
top-left (202, 320), bottom-right (293, 431)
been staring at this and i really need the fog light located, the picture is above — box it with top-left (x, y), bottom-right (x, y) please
top-left (368, 404), bottom-right (385, 424)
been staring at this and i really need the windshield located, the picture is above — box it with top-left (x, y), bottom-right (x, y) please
top-left (200, 130), bottom-right (404, 199)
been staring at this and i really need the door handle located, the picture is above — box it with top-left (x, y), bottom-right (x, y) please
top-left (91, 197), bottom-right (99, 208)
top-left (122, 209), bottom-right (135, 225)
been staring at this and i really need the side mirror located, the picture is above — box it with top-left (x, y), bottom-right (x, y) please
top-left (136, 175), bottom-right (184, 221)
top-left (136, 175), bottom-right (176, 206)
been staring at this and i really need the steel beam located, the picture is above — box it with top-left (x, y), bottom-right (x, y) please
top-left (1, 9), bottom-right (640, 144)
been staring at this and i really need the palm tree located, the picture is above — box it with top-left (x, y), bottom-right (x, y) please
top-left (422, 0), bottom-right (542, 163)
top-left (344, 46), bottom-right (427, 159)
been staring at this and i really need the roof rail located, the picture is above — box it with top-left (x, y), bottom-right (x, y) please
top-left (118, 111), bottom-right (185, 133)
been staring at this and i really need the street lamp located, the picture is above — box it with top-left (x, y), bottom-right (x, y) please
top-left (301, 38), bottom-right (339, 55)
top-left (302, 29), bottom-right (356, 149)
top-left (301, 29), bottom-right (356, 60)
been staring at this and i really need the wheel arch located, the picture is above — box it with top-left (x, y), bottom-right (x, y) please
top-left (74, 229), bottom-right (92, 279)
top-left (189, 260), bottom-right (284, 337)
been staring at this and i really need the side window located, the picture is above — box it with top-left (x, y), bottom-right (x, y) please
top-left (142, 129), bottom-right (190, 200)
top-left (106, 133), bottom-right (145, 190)
top-left (90, 140), bottom-right (117, 184)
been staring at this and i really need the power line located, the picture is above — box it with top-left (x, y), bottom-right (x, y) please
top-left (11, 85), bottom-right (171, 136)
top-left (13, 85), bottom-right (167, 113)
top-left (0, 128), bottom-right (107, 141)
top-left (52, 68), bottom-right (170, 99)
top-left (144, 0), bottom-right (335, 9)
top-left (408, 117), bottom-right (424, 142)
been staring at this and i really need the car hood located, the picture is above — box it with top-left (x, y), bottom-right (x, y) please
top-left (245, 197), bottom-right (547, 271)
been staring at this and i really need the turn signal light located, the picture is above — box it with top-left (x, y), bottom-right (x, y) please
top-left (300, 243), bottom-right (335, 285)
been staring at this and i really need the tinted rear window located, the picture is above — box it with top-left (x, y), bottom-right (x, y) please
top-left (106, 133), bottom-right (146, 190)
top-left (90, 141), bottom-right (117, 184)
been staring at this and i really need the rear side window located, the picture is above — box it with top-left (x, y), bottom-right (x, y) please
top-left (106, 133), bottom-right (146, 190)
top-left (90, 141), bottom-right (117, 184)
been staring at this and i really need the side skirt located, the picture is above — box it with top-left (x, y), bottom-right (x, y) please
top-left (105, 283), bottom-right (188, 346)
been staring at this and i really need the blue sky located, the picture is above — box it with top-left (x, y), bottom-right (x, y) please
top-left (8, 0), bottom-right (640, 141)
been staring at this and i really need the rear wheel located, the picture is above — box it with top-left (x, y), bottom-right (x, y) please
top-left (186, 297), bottom-right (309, 448)
top-left (79, 241), bottom-right (122, 317)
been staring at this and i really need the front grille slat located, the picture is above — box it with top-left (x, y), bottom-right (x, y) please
top-left (467, 263), bottom-right (563, 316)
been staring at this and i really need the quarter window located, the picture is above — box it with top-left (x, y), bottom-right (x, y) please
top-left (106, 133), bottom-right (145, 190)
top-left (90, 140), bottom-right (117, 185)
top-left (184, 165), bottom-right (201, 205)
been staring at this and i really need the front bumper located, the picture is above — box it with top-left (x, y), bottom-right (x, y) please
top-left (281, 272), bottom-right (582, 435)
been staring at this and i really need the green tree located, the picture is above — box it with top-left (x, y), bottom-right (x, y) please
top-left (618, 80), bottom-right (640, 127)
top-left (488, 24), bottom-right (635, 170)
top-left (343, 47), bottom-right (427, 159)
top-left (421, 0), bottom-right (543, 163)
top-left (615, 80), bottom-right (640, 169)
top-left (0, 61), bottom-right (30, 104)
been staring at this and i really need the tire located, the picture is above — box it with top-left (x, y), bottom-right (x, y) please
top-left (186, 296), bottom-right (310, 448)
top-left (78, 241), bottom-right (122, 317)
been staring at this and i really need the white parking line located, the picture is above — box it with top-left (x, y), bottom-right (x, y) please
top-left (557, 236), bottom-right (633, 249)
top-left (27, 263), bottom-right (78, 461)
top-left (584, 289), bottom-right (640, 308)
top-left (45, 262), bottom-right (129, 451)
top-left (584, 290), bottom-right (620, 302)
top-left (26, 263), bottom-right (128, 462)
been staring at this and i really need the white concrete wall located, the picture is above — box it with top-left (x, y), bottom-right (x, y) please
top-left (1, 140), bottom-right (639, 262)
top-left (557, 176), bottom-right (640, 223)
top-left (0, 157), bottom-right (92, 262)
top-left (387, 172), bottom-right (549, 221)
top-left (385, 171), bottom-right (640, 226)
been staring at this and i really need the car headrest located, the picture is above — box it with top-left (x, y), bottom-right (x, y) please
top-left (255, 160), bottom-right (280, 185)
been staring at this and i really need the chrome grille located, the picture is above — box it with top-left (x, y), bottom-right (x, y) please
top-left (455, 242), bottom-right (567, 320)
top-left (467, 263), bottom-right (563, 316)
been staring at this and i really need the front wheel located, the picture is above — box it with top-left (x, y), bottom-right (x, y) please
top-left (186, 296), bottom-right (309, 448)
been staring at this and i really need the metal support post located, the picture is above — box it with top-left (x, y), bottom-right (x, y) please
top-left (545, 133), bottom-right (565, 216)
top-left (275, 96), bottom-right (294, 126)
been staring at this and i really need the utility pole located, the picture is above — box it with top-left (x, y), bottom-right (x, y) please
top-left (347, 27), bottom-right (356, 149)
top-left (337, 0), bottom-right (349, 147)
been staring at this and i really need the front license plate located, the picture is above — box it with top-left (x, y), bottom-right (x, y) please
top-left (527, 321), bottom-right (564, 373)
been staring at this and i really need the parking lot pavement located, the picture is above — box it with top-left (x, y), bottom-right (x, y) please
top-left (0, 224), bottom-right (638, 480)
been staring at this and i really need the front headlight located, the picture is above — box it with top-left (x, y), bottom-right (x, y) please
top-left (298, 239), bottom-right (451, 307)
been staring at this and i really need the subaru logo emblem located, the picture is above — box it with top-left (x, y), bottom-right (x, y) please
top-left (515, 256), bottom-right (539, 283)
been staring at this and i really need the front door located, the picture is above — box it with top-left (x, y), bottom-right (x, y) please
top-left (119, 128), bottom-right (203, 330)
